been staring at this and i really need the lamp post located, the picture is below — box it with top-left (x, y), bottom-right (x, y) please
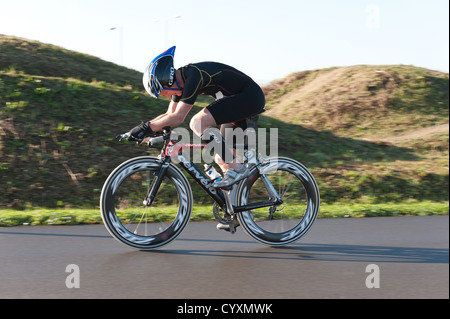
top-left (109, 26), bottom-right (123, 65)
top-left (152, 15), bottom-right (182, 48)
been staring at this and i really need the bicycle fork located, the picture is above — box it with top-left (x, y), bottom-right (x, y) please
top-left (143, 159), bottom-right (171, 207)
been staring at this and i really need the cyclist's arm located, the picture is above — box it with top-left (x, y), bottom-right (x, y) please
top-left (147, 66), bottom-right (201, 131)
top-left (148, 101), bottom-right (193, 131)
top-left (166, 98), bottom-right (179, 114)
top-left (149, 99), bottom-right (178, 123)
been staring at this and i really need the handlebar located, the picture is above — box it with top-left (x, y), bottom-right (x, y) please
top-left (148, 136), bottom-right (165, 146)
top-left (116, 126), bottom-right (172, 147)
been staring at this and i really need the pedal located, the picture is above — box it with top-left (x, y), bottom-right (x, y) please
top-left (215, 188), bottom-right (240, 233)
top-left (229, 220), bottom-right (236, 234)
top-left (216, 216), bottom-right (239, 234)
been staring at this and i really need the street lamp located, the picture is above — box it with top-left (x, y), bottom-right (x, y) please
top-left (152, 15), bottom-right (182, 48)
top-left (109, 26), bottom-right (123, 65)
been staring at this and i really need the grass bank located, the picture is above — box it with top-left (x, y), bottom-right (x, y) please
top-left (1, 35), bottom-right (448, 210)
top-left (0, 201), bottom-right (447, 227)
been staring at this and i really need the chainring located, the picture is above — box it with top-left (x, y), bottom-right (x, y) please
top-left (212, 202), bottom-right (231, 224)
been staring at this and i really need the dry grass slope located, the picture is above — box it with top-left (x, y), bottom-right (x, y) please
top-left (263, 65), bottom-right (448, 140)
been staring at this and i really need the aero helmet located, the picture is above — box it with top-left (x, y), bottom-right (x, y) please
top-left (143, 46), bottom-right (176, 98)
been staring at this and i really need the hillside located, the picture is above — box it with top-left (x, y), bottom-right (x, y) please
top-left (0, 35), bottom-right (448, 208)
top-left (0, 35), bottom-right (142, 88)
top-left (260, 65), bottom-right (448, 204)
top-left (263, 65), bottom-right (448, 139)
top-left (0, 35), bottom-right (185, 208)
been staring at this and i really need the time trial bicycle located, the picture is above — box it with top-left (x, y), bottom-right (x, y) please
top-left (100, 119), bottom-right (320, 250)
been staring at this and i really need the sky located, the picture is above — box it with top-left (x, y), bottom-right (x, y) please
top-left (1, 0), bottom-right (449, 84)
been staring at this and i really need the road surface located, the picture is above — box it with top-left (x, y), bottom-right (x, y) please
top-left (0, 215), bottom-right (448, 299)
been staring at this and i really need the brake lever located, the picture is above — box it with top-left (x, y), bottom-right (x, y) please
top-left (116, 132), bottom-right (130, 142)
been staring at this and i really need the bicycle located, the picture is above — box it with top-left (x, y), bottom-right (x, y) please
top-left (100, 117), bottom-right (320, 250)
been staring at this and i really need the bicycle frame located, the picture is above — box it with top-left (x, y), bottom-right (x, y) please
top-left (144, 134), bottom-right (283, 215)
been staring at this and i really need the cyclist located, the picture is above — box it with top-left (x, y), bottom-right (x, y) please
top-left (127, 46), bottom-right (265, 189)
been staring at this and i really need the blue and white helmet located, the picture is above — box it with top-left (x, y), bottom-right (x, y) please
top-left (143, 46), bottom-right (176, 98)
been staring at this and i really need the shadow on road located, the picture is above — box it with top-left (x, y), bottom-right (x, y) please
top-left (1, 230), bottom-right (447, 264)
top-left (151, 240), bottom-right (449, 264)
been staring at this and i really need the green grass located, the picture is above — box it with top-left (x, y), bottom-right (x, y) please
top-left (0, 35), bottom-right (448, 214)
top-left (0, 201), bottom-right (447, 227)
top-left (0, 34), bottom-right (143, 88)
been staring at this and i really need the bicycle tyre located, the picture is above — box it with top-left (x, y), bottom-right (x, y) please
top-left (235, 156), bottom-right (320, 246)
top-left (100, 156), bottom-right (193, 250)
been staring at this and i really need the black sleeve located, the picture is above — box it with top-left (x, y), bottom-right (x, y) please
top-left (180, 66), bottom-right (203, 105)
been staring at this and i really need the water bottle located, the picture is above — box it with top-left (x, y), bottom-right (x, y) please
top-left (204, 164), bottom-right (222, 181)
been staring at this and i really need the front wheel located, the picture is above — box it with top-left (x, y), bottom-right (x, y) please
top-left (235, 157), bottom-right (320, 246)
top-left (100, 156), bottom-right (193, 250)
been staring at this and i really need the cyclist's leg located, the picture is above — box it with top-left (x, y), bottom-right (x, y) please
top-left (215, 122), bottom-right (247, 174)
top-left (190, 109), bottom-right (236, 166)
top-left (189, 108), bottom-right (216, 138)
top-left (207, 86), bottom-right (264, 187)
top-left (206, 89), bottom-right (264, 129)
top-left (206, 99), bottom-right (253, 174)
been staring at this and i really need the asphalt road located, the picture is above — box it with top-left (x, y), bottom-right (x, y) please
top-left (0, 215), bottom-right (448, 299)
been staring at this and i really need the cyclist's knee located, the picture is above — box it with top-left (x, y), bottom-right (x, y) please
top-left (190, 109), bottom-right (217, 137)
top-left (189, 116), bottom-right (202, 137)
top-left (214, 153), bottom-right (224, 165)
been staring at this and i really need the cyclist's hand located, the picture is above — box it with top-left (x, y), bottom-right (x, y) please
top-left (127, 122), bottom-right (154, 143)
